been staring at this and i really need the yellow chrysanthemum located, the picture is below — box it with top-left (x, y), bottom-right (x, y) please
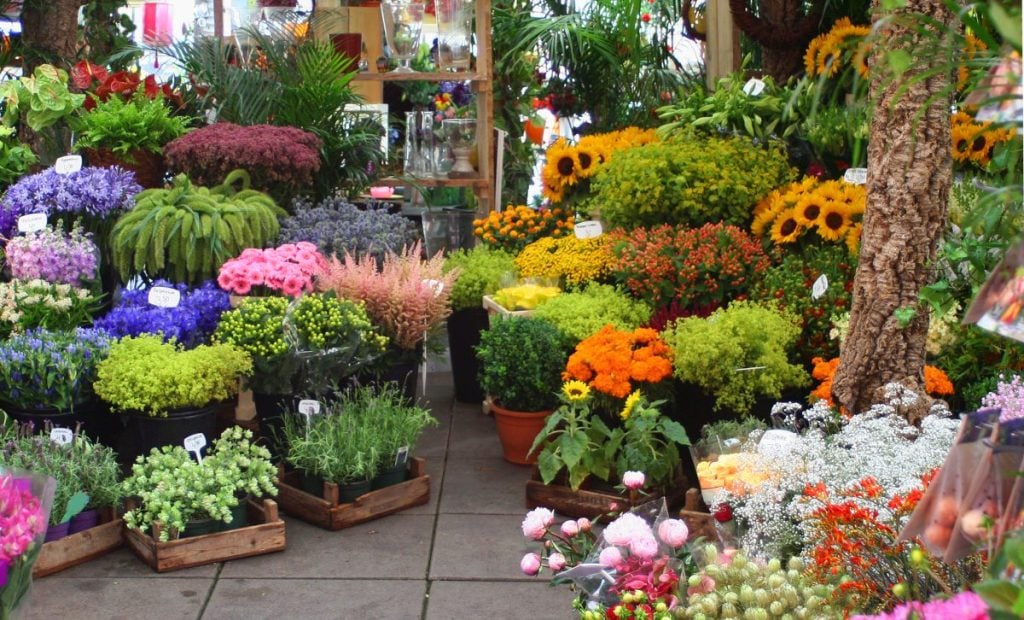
top-left (794, 194), bottom-right (828, 227)
top-left (620, 390), bottom-right (642, 421)
top-left (817, 202), bottom-right (852, 241)
top-left (770, 209), bottom-right (803, 244)
top-left (542, 138), bottom-right (580, 189)
top-left (846, 222), bottom-right (863, 256)
top-left (563, 380), bottom-right (591, 402)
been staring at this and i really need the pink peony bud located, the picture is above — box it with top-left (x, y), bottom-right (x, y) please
top-left (622, 471), bottom-right (646, 490)
top-left (520, 552), bottom-right (542, 576)
top-left (629, 535), bottom-right (660, 559)
top-left (598, 546), bottom-right (624, 568)
top-left (577, 518), bottom-right (591, 532)
top-left (657, 519), bottom-right (689, 549)
top-left (548, 552), bottom-right (567, 571)
top-left (560, 520), bottom-right (579, 537)
top-left (521, 507), bottom-right (555, 540)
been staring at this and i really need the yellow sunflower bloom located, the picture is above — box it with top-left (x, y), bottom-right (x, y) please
top-left (817, 202), bottom-right (852, 241)
top-left (542, 139), bottom-right (580, 189)
top-left (846, 222), bottom-right (863, 256)
top-left (577, 135), bottom-right (611, 167)
top-left (770, 208), bottom-right (803, 244)
top-left (794, 193), bottom-right (829, 227)
top-left (620, 390), bottom-right (642, 421)
top-left (574, 143), bottom-right (600, 179)
top-left (562, 380), bottom-right (591, 402)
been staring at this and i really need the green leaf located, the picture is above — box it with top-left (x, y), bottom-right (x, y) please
top-left (886, 50), bottom-right (913, 76)
top-left (894, 306), bottom-right (917, 327)
top-left (975, 580), bottom-right (1021, 611)
top-left (568, 464), bottom-right (588, 491)
top-left (659, 419), bottom-right (691, 446)
top-left (537, 450), bottom-right (560, 485)
top-left (560, 432), bottom-right (587, 469)
top-left (988, 3), bottom-right (1022, 51)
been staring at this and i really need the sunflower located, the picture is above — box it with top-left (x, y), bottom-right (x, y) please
top-left (845, 222), bottom-right (863, 256)
top-left (574, 143), bottom-right (600, 179)
top-left (542, 179), bottom-right (565, 203)
top-left (542, 138), bottom-right (580, 189)
top-left (794, 193), bottom-right (828, 227)
top-left (562, 380), bottom-right (591, 402)
top-left (817, 202), bottom-right (852, 241)
top-left (769, 208), bottom-right (803, 244)
top-left (577, 135), bottom-right (611, 167)
top-left (854, 41), bottom-right (871, 79)
top-left (751, 200), bottom-right (784, 237)
top-left (620, 390), bottom-right (642, 421)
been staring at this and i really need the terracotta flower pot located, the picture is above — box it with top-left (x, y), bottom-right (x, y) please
top-left (83, 147), bottom-right (166, 188)
top-left (490, 400), bottom-right (551, 465)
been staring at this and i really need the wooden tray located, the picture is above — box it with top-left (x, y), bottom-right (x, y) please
top-left (33, 508), bottom-right (123, 578)
top-left (124, 498), bottom-right (286, 573)
top-left (482, 295), bottom-right (532, 317)
top-left (525, 469), bottom-right (691, 519)
top-left (276, 458), bottom-right (430, 531)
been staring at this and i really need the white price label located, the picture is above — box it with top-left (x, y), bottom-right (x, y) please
top-left (183, 433), bottom-right (207, 463)
top-left (17, 213), bottom-right (47, 233)
top-left (742, 78), bottom-right (766, 96)
top-left (574, 220), bottom-right (603, 239)
top-left (422, 279), bottom-right (445, 297)
top-left (811, 274), bottom-right (829, 300)
top-left (54, 154), bottom-right (83, 175)
top-left (395, 445), bottom-right (410, 467)
top-left (297, 400), bottom-right (321, 416)
top-left (148, 286), bottom-right (181, 308)
top-left (843, 167), bottom-right (867, 185)
top-left (50, 428), bottom-right (73, 446)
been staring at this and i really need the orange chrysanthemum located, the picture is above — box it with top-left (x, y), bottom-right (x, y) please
top-left (563, 325), bottom-right (673, 399)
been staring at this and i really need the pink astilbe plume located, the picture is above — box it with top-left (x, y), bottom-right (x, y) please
top-left (320, 242), bottom-right (458, 350)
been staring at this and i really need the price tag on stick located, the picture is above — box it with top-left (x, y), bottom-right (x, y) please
top-left (50, 428), bottom-right (73, 446)
top-left (811, 274), bottom-right (829, 300)
top-left (183, 433), bottom-right (207, 463)
top-left (843, 167), bottom-right (867, 185)
top-left (574, 220), bottom-right (603, 239)
top-left (148, 286), bottom-right (181, 308)
top-left (395, 445), bottom-right (409, 468)
top-left (298, 400), bottom-right (321, 427)
top-left (54, 154), bottom-right (83, 175)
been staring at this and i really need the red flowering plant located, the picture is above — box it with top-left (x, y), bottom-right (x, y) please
top-left (70, 60), bottom-right (184, 111)
top-left (800, 472), bottom-right (984, 616)
top-left (608, 223), bottom-right (768, 315)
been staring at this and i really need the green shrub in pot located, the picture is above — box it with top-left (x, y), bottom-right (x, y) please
top-left (476, 317), bottom-right (571, 412)
top-left (443, 246), bottom-right (518, 311)
top-left (531, 283), bottom-right (651, 344)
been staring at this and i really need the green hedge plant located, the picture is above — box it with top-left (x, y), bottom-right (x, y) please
top-left (531, 283), bottom-right (651, 344)
top-left (73, 94), bottom-right (190, 159)
top-left (476, 317), bottom-right (570, 412)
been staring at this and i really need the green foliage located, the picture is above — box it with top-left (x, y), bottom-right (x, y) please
top-left (283, 384), bottom-right (437, 483)
top-left (122, 426), bottom-right (277, 542)
top-left (81, 0), bottom-right (138, 70)
top-left (110, 171), bottom-right (285, 285)
top-left (532, 387), bottom-right (617, 490)
top-left (589, 136), bottom-right (795, 229)
top-left (214, 296), bottom-right (294, 395)
top-left (94, 334), bottom-right (252, 416)
top-left (663, 302), bottom-right (810, 415)
top-left (0, 64), bottom-right (85, 132)
top-left (614, 394), bottom-right (689, 489)
top-left (72, 94), bottom-right (189, 156)
top-left (531, 283), bottom-right (651, 343)
top-left (0, 128), bottom-right (37, 189)
top-left (476, 317), bottom-right (571, 412)
top-left (443, 246), bottom-right (518, 311)
top-left (975, 528), bottom-right (1024, 619)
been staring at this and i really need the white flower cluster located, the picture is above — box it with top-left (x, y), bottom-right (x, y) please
top-left (716, 386), bottom-right (960, 559)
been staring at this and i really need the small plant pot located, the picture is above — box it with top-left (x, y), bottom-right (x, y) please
top-left (126, 403), bottom-right (219, 462)
top-left (182, 517), bottom-right (223, 538)
top-left (225, 497), bottom-right (250, 531)
top-left (83, 147), bottom-right (166, 188)
top-left (44, 521), bottom-right (72, 543)
top-left (299, 471), bottom-right (325, 497)
top-left (337, 479), bottom-right (372, 504)
top-left (490, 401), bottom-right (551, 465)
top-left (69, 508), bottom-right (101, 534)
top-left (371, 462), bottom-right (408, 490)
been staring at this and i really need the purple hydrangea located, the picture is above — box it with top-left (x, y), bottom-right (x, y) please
top-left (93, 280), bottom-right (230, 348)
top-left (0, 166), bottom-right (142, 238)
top-left (4, 225), bottom-right (98, 285)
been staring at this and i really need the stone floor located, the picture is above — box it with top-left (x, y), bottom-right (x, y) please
top-left (23, 373), bottom-right (575, 620)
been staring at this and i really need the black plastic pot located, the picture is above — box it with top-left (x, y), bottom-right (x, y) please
top-left (183, 517), bottom-right (222, 538)
top-left (225, 497), bottom-right (249, 531)
top-left (127, 403), bottom-right (219, 462)
top-left (367, 348), bottom-right (421, 406)
top-left (338, 479), bottom-right (372, 504)
top-left (446, 307), bottom-right (488, 403)
top-left (4, 403), bottom-right (83, 432)
top-left (371, 462), bottom-right (408, 490)
top-left (299, 471), bottom-right (325, 497)
top-left (251, 392), bottom-right (293, 461)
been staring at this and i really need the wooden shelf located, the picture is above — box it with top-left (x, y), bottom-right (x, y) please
top-left (352, 71), bottom-right (486, 82)
top-left (379, 176), bottom-right (489, 189)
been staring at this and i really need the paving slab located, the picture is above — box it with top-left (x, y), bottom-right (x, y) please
top-left (24, 577), bottom-right (213, 619)
top-left (425, 580), bottom-right (575, 620)
top-left (203, 578), bottom-right (426, 619)
top-left (439, 456), bottom-right (532, 515)
top-left (41, 547), bottom-right (218, 579)
top-left (219, 515), bottom-right (434, 579)
top-left (416, 408), bottom-right (453, 458)
top-left (429, 513), bottom-right (536, 582)
top-left (404, 455), bottom-right (445, 515)
top-left (446, 409), bottom-right (503, 457)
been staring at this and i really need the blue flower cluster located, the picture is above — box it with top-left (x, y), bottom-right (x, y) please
top-left (0, 327), bottom-right (112, 411)
top-left (280, 198), bottom-right (418, 261)
top-left (93, 281), bottom-right (231, 348)
top-left (0, 166), bottom-right (143, 238)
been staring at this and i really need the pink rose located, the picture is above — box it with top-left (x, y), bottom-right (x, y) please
top-left (560, 520), bottom-right (579, 537)
top-left (520, 552), bottom-right (541, 576)
top-left (657, 519), bottom-right (689, 549)
top-left (629, 534), bottom-right (660, 559)
top-left (622, 471), bottom-right (645, 490)
top-left (598, 546), bottom-right (623, 568)
top-left (547, 552), bottom-right (566, 572)
top-left (521, 507), bottom-right (555, 540)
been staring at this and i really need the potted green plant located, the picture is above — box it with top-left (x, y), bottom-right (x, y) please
top-left (0, 64), bottom-right (85, 164)
top-left (442, 246), bottom-right (518, 403)
top-left (122, 427), bottom-right (277, 541)
top-left (531, 283), bottom-right (652, 344)
top-left (110, 170), bottom-right (286, 285)
top-left (475, 316), bottom-right (570, 464)
top-left (73, 93), bottom-right (191, 188)
top-left (93, 335), bottom-right (252, 461)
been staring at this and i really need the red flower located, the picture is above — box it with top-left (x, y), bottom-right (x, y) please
top-left (641, 12), bottom-right (651, 22)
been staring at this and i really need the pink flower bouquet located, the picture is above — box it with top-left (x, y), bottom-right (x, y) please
top-left (0, 471), bottom-right (55, 618)
top-left (217, 242), bottom-right (327, 298)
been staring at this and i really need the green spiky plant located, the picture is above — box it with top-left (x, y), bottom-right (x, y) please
top-left (110, 170), bottom-right (285, 285)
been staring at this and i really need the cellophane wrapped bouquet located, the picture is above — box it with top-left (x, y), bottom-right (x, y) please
top-left (0, 469), bottom-right (55, 620)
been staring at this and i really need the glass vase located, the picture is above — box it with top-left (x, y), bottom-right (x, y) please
top-left (417, 111), bottom-right (436, 178)
top-left (435, 0), bottom-right (474, 71)
top-left (442, 118), bottom-right (477, 178)
top-left (380, 0), bottom-right (426, 73)
top-left (403, 111), bottom-right (421, 176)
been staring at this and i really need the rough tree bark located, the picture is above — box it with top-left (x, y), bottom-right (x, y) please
top-left (21, 0), bottom-right (85, 75)
top-left (831, 0), bottom-right (954, 422)
top-left (728, 0), bottom-right (823, 82)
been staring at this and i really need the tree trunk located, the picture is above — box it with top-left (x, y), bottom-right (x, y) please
top-left (831, 0), bottom-right (954, 421)
top-left (21, 0), bottom-right (84, 74)
top-left (728, 0), bottom-right (823, 82)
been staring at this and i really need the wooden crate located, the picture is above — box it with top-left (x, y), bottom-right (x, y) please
top-left (525, 469), bottom-right (691, 520)
top-left (124, 498), bottom-right (286, 573)
top-left (33, 508), bottom-right (123, 578)
top-left (482, 295), bottom-right (532, 317)
top-left (276, 458), bottom-right (430, 531)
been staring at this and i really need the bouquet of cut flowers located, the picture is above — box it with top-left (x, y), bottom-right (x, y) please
top-left (217, 242), bottom-right (327, 298)
top-left (4, 223), bottom-right (98, 286)
top-left (93, 280), bottom-right (230, 348)
top-left (0, 279), bottom-right (101, 338)
top-left (0, 470), bottom-right (55, 619)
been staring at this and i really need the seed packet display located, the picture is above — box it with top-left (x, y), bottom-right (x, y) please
top-left (899, 409), bottom-right (1000, 557)
top-left (944, 418), bottom-right (1024, 563)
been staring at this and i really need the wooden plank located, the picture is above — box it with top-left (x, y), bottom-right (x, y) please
top-left (34, 516), bottom-right (124, 578)
top-left (351, 71), bottom-right (487, 82)
top-left (524, 470), bottom-right (693, 519)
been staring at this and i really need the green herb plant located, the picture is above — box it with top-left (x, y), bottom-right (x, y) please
top-left (476, 317), bottom-right (570, 412)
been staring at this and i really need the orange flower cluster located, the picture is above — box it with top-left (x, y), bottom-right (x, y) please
top-left (810, 357), bottom-right (955, 411)
top-left (472, 205), bottom-right (574, 254)
top-left (563, 325), bottom-right (673, 399)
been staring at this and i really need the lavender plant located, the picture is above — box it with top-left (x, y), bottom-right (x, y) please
top-left (93, 281), bottom-right (231, 348)
top-left (280, 197), bottom-right (417, 262)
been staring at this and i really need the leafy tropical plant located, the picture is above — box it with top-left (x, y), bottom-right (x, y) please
top-left (72, 93), bottom-right (189, 158)
top-left (0, 64), bottom-right (85, 132)
top-left (110, 170), bottom-right (285, 284)
top-left (476, 316), bottom-right (571, 412)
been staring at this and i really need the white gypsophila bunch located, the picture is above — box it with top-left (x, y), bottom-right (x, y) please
top-left (715, 384), bottom-right (960, 559)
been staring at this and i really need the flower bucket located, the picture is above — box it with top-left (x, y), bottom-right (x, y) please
top-left (44, 521), bottom-right (71, 543)
top-left (490, 402), bottom-right (551, 465)
top-left (182, 517), bottom-right (222, 538)
top-left (4, 404), bottom-right (81, 434)
top-left (446, 307), bottom-right (488, 403)
top-left (83, 147), bottom-right (165, 188)
top-left (338, 479), bottom-right (372, 504)
top-left (68, 508), bottom-right (100, 534)
top-left (127, 403), bottom-right (219, 462)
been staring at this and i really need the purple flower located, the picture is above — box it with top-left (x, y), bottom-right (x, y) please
top-left (0, 327), bottom-right (111, 411)
top-left (93, 280), bottom-right (230, 348)
top-left (4, 225), bottom-right (98, 285)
